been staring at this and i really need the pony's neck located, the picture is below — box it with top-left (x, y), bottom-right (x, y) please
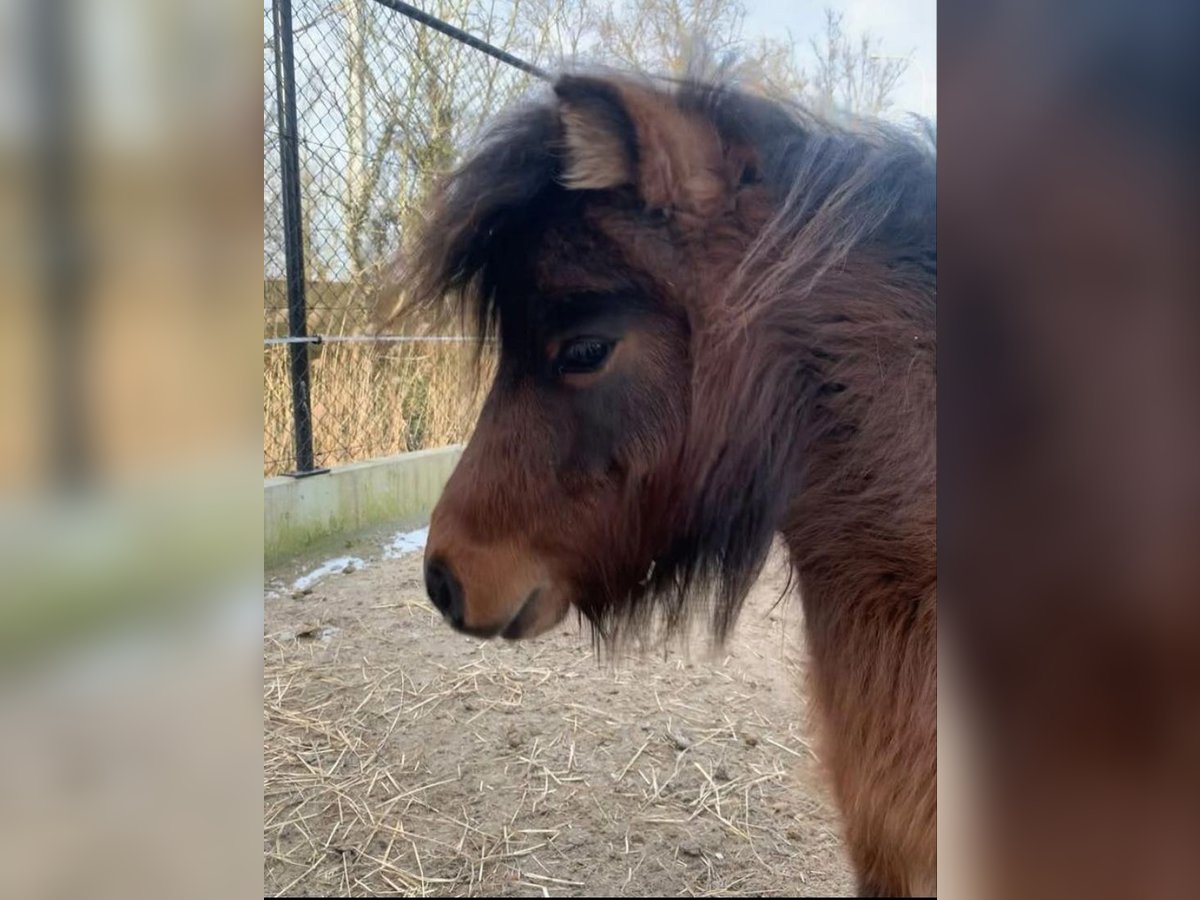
top-left (777, 266), bottom-right (937, 596)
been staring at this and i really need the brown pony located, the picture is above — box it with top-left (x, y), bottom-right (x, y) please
top-left (383, 71), bottom-right (936, 897)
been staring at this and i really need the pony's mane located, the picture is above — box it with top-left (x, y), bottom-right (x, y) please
top-left (379, 74), bottom-right (934, 337)
top-left (384, 71), bottom-right (936, 648)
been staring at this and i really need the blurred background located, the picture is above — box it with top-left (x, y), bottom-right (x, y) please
top-left (2, 0), bottom-right (1197, 896)
top-left (0, 0), bottom-right (263, 897)
top-left (939, 0), bottom-right (1200, 897)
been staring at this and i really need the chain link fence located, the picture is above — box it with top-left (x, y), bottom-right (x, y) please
top-left (265, 0), bottom-right (548, 476)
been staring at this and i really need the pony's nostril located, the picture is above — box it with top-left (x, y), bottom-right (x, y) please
top-left (424, 558), bottom-right (464, 628)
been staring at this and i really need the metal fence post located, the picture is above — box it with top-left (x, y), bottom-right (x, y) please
top-left (35, 0), bottom-right (89, 489)
top-left (271, 0), bottom-right (324, 477)
top-left (262, 0), bottom-right (544, 476)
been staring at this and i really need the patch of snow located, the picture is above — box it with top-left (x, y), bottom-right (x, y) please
top-left (291, 556), bottom-right (366, 592)
top-left (383, 526), bottom-right (429, 559)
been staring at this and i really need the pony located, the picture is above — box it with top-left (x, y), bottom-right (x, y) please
top-left (381, 70), bottom-right (936, 896)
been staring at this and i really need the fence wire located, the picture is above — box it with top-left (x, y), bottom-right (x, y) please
top-left (264, 0), bottom-right (543, 476)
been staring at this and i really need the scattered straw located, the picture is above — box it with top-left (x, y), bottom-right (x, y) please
top-left (263, 548), bottom-right (850, 896)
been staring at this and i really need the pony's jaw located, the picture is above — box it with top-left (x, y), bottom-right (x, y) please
top-left (499, 587), bottom-right (571, 640)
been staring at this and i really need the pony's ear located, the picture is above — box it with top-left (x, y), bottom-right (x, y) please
top-left (553, 75), bottom-right (729, 217)
top-left (554, 76), bottom-right (638, 190)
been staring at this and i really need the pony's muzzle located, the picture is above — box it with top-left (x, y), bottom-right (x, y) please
top-left (422, 534), bottom-right (570, 639)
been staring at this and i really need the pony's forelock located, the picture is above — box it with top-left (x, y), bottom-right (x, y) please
top-left (373, 95), bottom-right (564, 350)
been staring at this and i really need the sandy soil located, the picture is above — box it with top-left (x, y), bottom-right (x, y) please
top-left (264, 531), bottom-right (853, 897)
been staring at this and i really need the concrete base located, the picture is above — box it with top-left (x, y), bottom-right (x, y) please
top-left (265, 446), bottom-right (462, 565)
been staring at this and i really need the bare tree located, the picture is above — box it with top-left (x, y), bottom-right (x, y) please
top-left (576, 0), bottom-right (909, 114)
top-left (586, 0), bottom-right (810, 99)
top-left (594, 0), bottom-right (745, 77)
top-left (590, 1), bottom-right (907, 116)
top-left (808, 8), bottom-right (908, 117)
top-left (524, 0), bottom-right (597, 64)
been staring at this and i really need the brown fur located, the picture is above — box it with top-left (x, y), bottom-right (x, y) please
top-left (381, 71), bottom-right (936, 896)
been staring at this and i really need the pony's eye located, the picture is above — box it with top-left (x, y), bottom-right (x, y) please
top-left (555, 337), bottom-right (613, 375)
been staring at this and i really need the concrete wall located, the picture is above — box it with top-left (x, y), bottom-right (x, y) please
top-left (265, 446), bottom-right (462, 565)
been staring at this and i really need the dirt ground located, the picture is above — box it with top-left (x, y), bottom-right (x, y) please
top-left (264, 529), bottom-right (854, 897)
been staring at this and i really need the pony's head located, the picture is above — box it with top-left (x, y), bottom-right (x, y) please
top-left (382, 72), bottom-right (934, 644)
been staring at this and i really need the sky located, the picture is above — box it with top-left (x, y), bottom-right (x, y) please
top-left (742, 0), bottom-right (936, 120)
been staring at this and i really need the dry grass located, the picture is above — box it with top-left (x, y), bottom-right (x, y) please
top-left (263, 549), bottom-right (852, 897)
top-left (264, 644), bottom-right (583, 896)
top-left (264, 645), bottom-right (815, 896)
top-left (264, 340), bottom-right (495, 476)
